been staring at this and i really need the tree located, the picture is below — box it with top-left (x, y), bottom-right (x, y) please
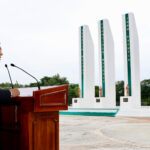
top-left (116, 81), bottom-right (124, 106)
top-left (95, 86), bottom-right (99, 97)
top-left (29, 82), bottom-right (38, 87)
top-left (40, 74), bottom-right (69, 86)
top-left (0, 82), bottom-right (24, 89)
top-left (68, 84), bottom-right (79, 106)
top-left (141, 79), bottom-right (150, 105)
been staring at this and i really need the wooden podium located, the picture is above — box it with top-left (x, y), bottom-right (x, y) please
top-left (0, 85), bottom-right (68, 150)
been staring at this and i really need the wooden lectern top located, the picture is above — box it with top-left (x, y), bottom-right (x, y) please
top-left (11, 85), bottom-right (68, 112)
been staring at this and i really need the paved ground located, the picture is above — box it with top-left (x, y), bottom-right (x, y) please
top-left (60, 115), bottom-right (150, 150)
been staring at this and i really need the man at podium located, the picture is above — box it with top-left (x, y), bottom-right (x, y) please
top-left (0, 46), bottom-right (20, 102)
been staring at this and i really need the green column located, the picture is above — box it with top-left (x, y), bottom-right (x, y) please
top-left (81, 26), bottom-right (84, 98)
top-left (125, 14), bottom-right (132, 96)
top-left (100, 20), bottom-right (105, 97)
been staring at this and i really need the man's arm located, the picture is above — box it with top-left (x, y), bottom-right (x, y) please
top-left (0, 88), bottom-right (20, 102)
top-left (0, 89), bottom-right (11, 102)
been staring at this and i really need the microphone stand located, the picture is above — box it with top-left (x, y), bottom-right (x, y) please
top-left (5, 64), bottom-right (14, 89)
top-left (10, 64), bottom-right (40, 90)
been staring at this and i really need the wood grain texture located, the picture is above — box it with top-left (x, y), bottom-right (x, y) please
top-left (34, 85), bottom-right (68, 112)
top-left (29, 112), bottom-right (59, 150)
top-left (0, 85), bottom-right (68, 150)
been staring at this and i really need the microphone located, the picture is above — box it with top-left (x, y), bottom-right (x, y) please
top-left (5, 64), bottom-right (14, 89)
top-left (10, 63), bottom-right (41, 90)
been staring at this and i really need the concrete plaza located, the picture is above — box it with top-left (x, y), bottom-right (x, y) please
top-left (60, 115), bottom-right (150, 150)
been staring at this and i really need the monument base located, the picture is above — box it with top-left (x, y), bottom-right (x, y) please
top-left (60, 107), bottom-right (119, 117)
top-left (120, 96), bottom-right (141, 110)
top-left (72, 97), bottom-right (116, 108)
top-left (117, 106), bottom-right (150, 117)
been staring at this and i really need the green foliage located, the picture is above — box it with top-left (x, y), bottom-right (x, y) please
top-left (29, 82), bottom-right (38, 87)
top-left (41, 74), bottom-right (69, 86)
top-left (141, 79), bottom-right (150, 105)
top-left (68, 84), bottom-right (79, 106)
top-left (95, 86), bottom-right (99, 97)
top-left (0, 82), bottom-right (24, 89)
top-left (116, 81), bottom-right (124, 106)
top-left (0, 82), bottom-right (11, 89)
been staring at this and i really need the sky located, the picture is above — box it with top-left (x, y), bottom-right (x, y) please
top-left (0, 0), bottom-right (150, 85)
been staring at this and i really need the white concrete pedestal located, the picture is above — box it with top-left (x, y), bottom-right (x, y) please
top-left (97, 97), bottom-right (116, 108)
top-left (72, 97), bottom-right (116, 108)
top-left (72, 98), bottom-right (99, 108)
top-left (120, 96), bottom-right (141, 110)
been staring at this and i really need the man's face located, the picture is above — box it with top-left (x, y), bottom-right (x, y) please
top-left (0, 48), bottom-right (3, 60)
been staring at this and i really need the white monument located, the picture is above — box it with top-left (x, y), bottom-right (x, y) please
top-left (72, 22), bottom-right (116, 108)
top-left (120, 13), bottom-right (141, 109)
top-left (96, 19), bottom-right (116, 108)
top-left (72, 25), bottom-right (95, 108)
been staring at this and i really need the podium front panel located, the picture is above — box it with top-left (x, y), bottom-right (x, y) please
top-left (33, 85), bottom-right (68, 112)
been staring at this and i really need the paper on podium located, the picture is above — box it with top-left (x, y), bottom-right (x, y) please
top-left (19, 86), bottom-right (52, 96)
